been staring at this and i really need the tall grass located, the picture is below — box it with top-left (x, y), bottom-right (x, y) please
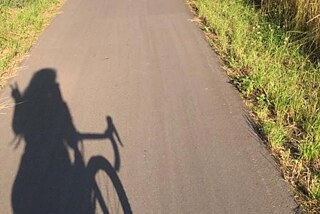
top-left (189, 0), bottom-right (320, 212)
top-left (0, 0), bottom-right (64, 87)
top-left (252, 0), bottom-right (320, 57)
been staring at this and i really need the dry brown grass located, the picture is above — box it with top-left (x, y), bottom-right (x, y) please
top-left (256, 0), bottom-right (320, 55)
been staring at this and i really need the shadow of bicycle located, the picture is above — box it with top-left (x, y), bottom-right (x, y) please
top-left (10, 68), bottom-right (132, 214)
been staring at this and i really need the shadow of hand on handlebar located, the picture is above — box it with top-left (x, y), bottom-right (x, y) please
top-left (78, 115), bottom-right (123, 172)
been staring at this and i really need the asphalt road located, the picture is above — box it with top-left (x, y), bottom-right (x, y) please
top-left (0, 0), bottom-right (298, 213)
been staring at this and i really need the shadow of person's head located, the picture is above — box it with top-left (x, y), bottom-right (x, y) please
top-left (30, 68), bottom-right (56, 86)
top-left (23, 68), bottom-right (59, 101)
top-left (11, 68), bottom-right (68, 146)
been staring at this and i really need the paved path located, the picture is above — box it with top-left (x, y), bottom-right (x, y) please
top-left (0, 0), bottom-right (298, 213)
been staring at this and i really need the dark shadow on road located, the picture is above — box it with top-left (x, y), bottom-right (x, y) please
top-left (244, 114), bottom-right (302, 214)
top-left (10, 68), bottom-right (132, 214)
top-left (244, 114), bottom-right (266, 144)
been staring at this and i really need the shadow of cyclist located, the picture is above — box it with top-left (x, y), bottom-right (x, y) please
top-left (10, 68), bottom-right (131, 214)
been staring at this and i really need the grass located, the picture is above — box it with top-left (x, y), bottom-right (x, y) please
top-left (252, 0), bottom-right (320, 58)
top-left (188, 0), bottom-right (320, 212)
top-left (0, 0), bottom-right (65, 87)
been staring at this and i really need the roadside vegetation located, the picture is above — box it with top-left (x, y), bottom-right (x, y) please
top-left (255, 0), bottom-right (320, 59)
top-left (0, 0), bottom-right (64, 87)
top-left (188, 0), bottom-right (320, 212)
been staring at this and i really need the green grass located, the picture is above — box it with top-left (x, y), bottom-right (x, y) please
top-left (188, 0), bottom-right (320, 212)
top-left (0, 0), bottom-right (64, 87)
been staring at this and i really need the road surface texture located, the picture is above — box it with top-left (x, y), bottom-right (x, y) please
top-left (0, 0), bottom-right (298, 213)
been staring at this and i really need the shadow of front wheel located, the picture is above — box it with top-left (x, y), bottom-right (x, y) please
top-left (87, 156), bottom-right (133, 214)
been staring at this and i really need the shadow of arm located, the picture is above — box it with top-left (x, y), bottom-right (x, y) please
top-left (78, 133), bottom-right (107, 140)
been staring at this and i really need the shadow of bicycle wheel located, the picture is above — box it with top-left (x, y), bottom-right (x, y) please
top-left (88, 156), bottom-right (133, 214)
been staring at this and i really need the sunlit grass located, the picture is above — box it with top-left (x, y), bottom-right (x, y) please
top-left (0, 0), bottom-right (65, 87)
top-left (251, 0), bottom-right (320, 58)
top-left (189, 0), bottom-right (320, 212)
